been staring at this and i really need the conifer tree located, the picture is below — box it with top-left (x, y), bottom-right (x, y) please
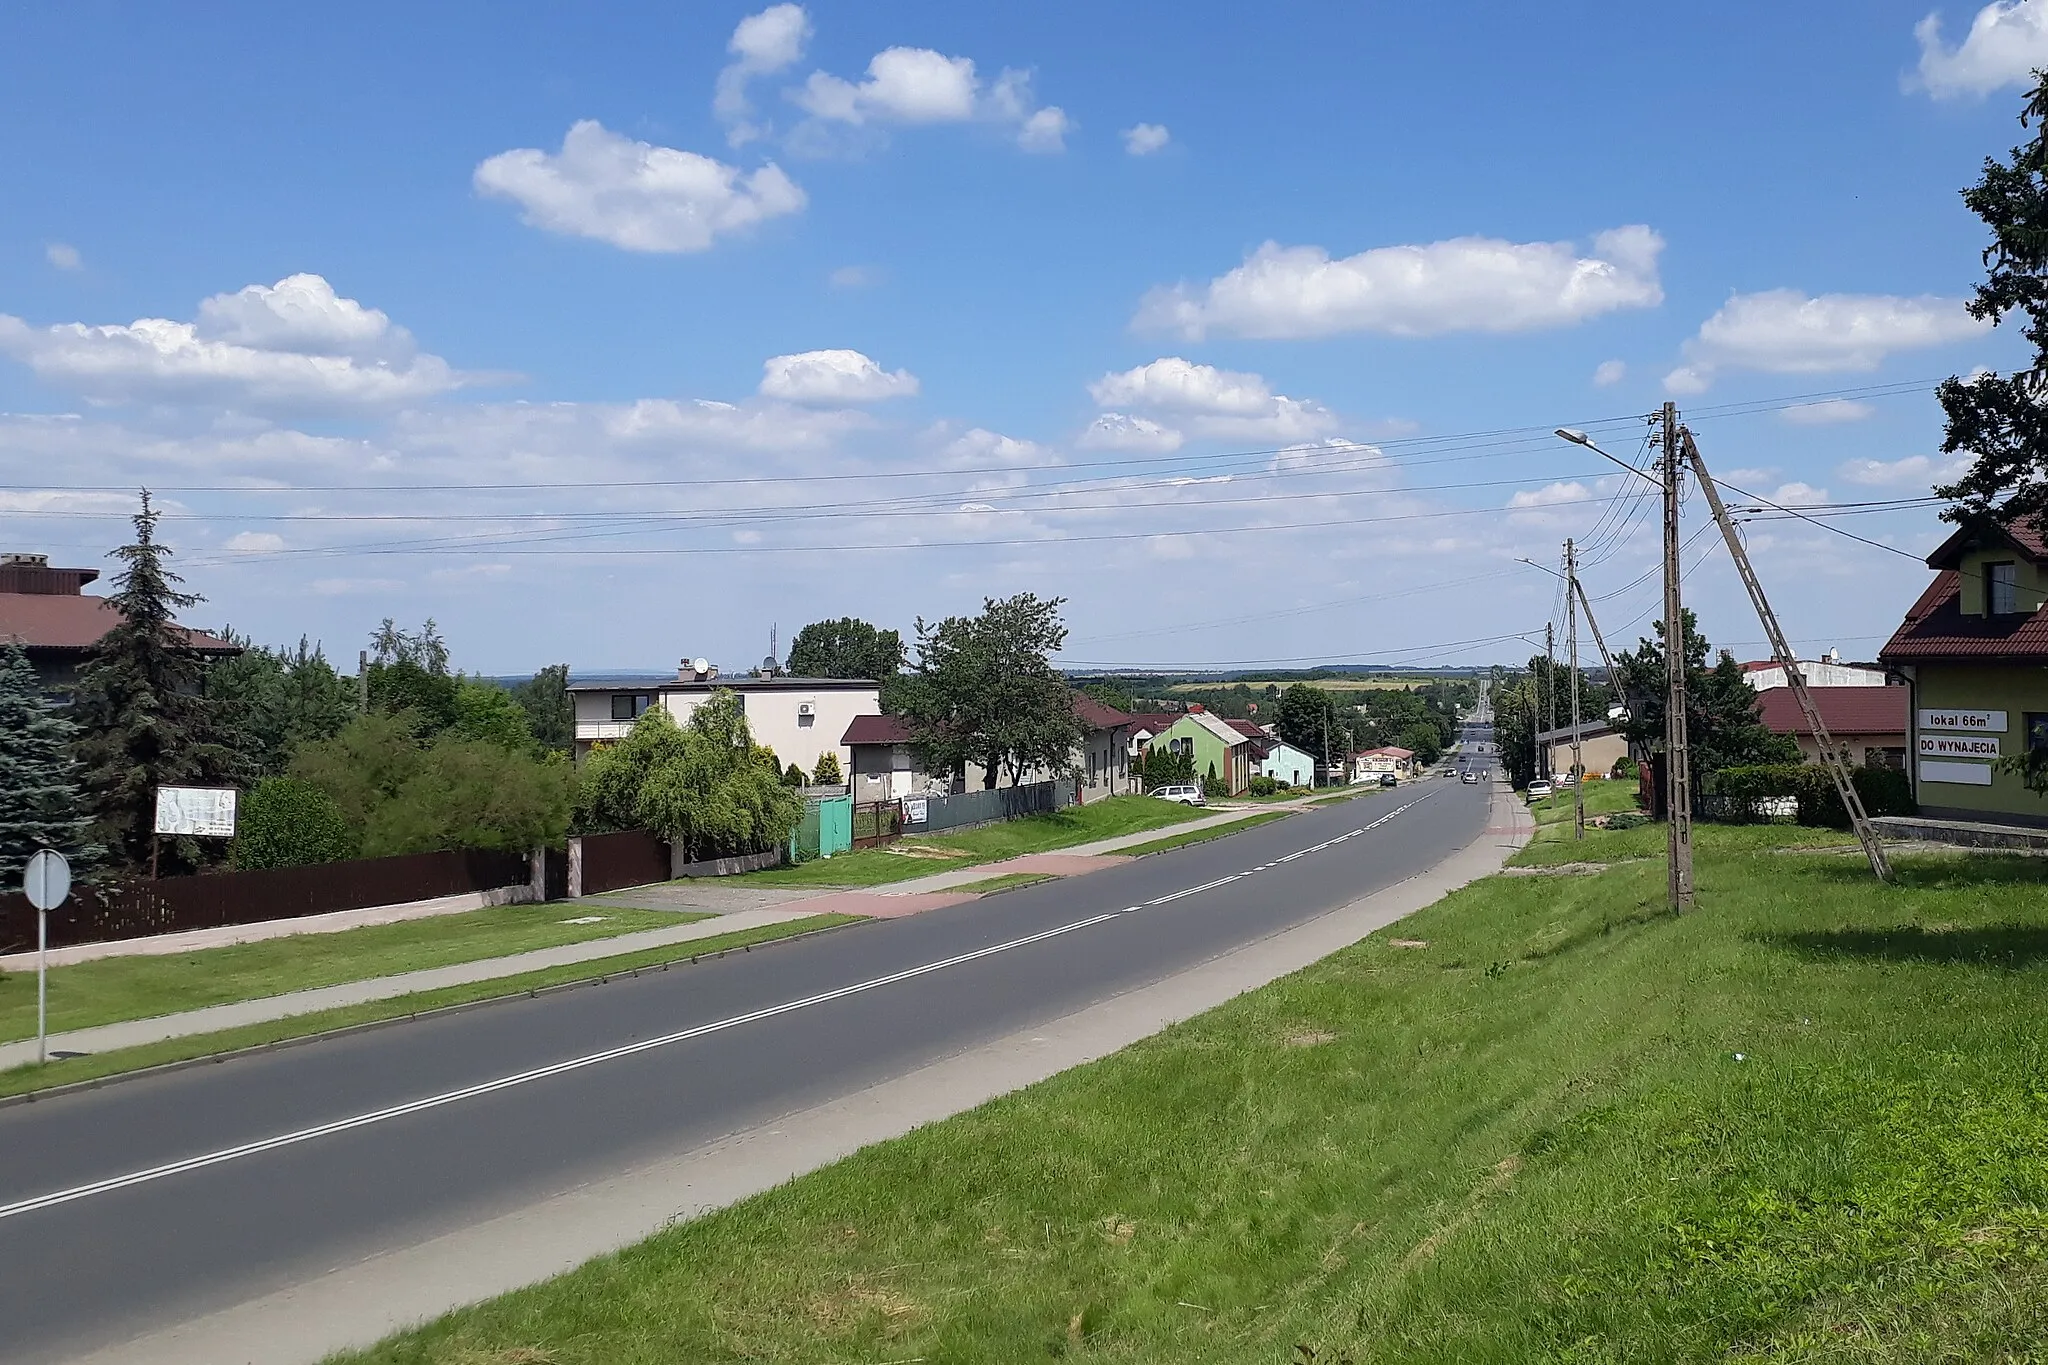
top-left (70, 492), bottom-right (240, 872)
top-left (0, 641), bottom-right (96, 887)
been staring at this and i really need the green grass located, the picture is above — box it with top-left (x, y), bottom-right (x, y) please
top-left (951, 872), bottom-right (1058, 895)
top-left (1117, 810), bottom-right (1293, 857)
top-left (730, 796), bottom-right (1213, 888)
top-left (0, 913), bottom-right (861, 1102)
top-left (0, 901), bottom-right (705, 1044)
top-left (336, 822), bottom-right (2048, 1365)
top-left (1525, 779), bottom-right (1641, 841)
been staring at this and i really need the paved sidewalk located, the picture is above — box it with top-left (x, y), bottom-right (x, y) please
top-left (0, 907), bottom-right (825, 1069)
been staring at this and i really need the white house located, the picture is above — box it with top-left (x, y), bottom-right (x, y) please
top-left (1741, 649), bottom-right (1888, 692)
top-left (569, 662), bottom-right (880, 778)
top-left (1259, 739), bottom-right (1315, 788)
top-left (1350, 746), bottom-right (1415, 784)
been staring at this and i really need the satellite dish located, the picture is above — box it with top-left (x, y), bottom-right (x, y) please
top-left (692, 657), bottom-right (710, 675)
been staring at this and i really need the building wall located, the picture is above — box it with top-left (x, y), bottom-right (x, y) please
top-left (1156, 715), bottom-right (1249, 794)
top-left (1545, 732), bottom-right (1630, 779)
top-left (1956, 548), bottom-right (2048, 617)
top-left (1077, 726), bottom-right (1133, 801)
top-left (1908, 663), bottom-right (2048, 824)
top-left (1260, 743), bottom-right (1315, 787)
top-left (574, 684), bottom-right (880, 777)
top-left (1744, 661), bottom-right (1889, 691)
top-left (1785, 731), bottom-right (1908, 769)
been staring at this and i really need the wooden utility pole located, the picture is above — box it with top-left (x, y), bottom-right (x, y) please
top-left (1658, 403), bottom-right (1696, 911)
top-left (1566, 538), bottom-right (1585, 839)
top-left (1572, 576), bottom-right (1623, 715)
top-left (1681, 430), bottom-right (1892, 882)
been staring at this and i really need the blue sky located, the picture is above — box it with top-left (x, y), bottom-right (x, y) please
top-left (2, 1), bottom-right (2043, 675)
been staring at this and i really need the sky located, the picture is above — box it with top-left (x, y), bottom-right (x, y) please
top-left (2, 0), bottom-right (2045, 677)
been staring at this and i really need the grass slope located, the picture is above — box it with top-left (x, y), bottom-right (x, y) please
top-left (340, 820), bottom-right (2048, 1364)
top-left (0, 902), bottom-right (702, 1044)
top-left (733, 796), bottom-right (1212, 888)
top-left (0, 913), bottom-right (860, 1101)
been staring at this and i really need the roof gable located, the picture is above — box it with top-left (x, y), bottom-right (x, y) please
top-left (1925, 515), bottom-right (2048, 570)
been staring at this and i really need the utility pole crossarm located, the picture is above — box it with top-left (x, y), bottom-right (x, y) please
top-left (1680, 432), bottom-right (1892, 882)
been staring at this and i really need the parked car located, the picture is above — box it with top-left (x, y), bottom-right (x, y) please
top-left (1527, 779), bottom-right (1554, 801)
top-left (1378, 772), bottom-right (1399, 787)
top-left (1151, 783), bottom-right (1205, 806)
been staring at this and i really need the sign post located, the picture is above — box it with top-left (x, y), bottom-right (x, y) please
top-left (23, 849), bottom-right (72, 1066)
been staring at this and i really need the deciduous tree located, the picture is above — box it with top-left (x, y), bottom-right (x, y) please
top-left (786, 618), bottom-right (904, 681)
top-left (893, 593), bottom-right (1084, 788)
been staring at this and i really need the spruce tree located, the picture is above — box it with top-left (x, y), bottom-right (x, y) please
top-left (71, 492), bottom-right (241, 873)
top-left (0, 641), bottom-right (96, 887)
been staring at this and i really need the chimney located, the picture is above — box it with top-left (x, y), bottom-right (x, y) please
top-left (0, 554), bottom-right (99, 596)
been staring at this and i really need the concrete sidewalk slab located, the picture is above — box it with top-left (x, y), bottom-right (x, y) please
top-left (0, 907), bottom-right (828, 1070)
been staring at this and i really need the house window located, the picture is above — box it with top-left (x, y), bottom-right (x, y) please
top-left (1989, 561), bottom-right (2019, 615)
top-left (2027, 713), bottom-right (2048, 754)
top-left (610, 693), bottom-right (651, 721)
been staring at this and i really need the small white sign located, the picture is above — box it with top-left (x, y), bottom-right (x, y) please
top-left (153, 786), bottom-right (238, 837)
top-left (1919, 708), bottom-right (2008, 733)
top-left (1919, 734), bottom-right (2001, 758)
top-left (902, 796), bottom-right (929, 825)
top-left (1919, 758), bottom-right (1995, 786)
top-left (23, 849), bottom-right (71, 911)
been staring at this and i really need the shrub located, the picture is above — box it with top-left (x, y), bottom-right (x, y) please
top-left (783, 762), bottom-right (806, 787)
top-left (812, 751), bottom-right (843, 785)
top-left (1247, 774), bottom-right (1282, 796)
top-left (1610, 755), bottom-right (1638, 779)
top-left (231, 776), bottom-right (358, 869)
top-left (1706, 762), bottom-right (1915, 828)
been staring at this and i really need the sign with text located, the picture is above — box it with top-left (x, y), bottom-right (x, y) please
top-left (1919, 708), bottom-right (2007, 733)
top-left (153, 786), bottom-right (238, 837)
top-left (1918, 734), bottom-right (2000, 759)
top-left (902, 796), bottom-right (928, 825)
top-left (1920, 758), bottom-right (1994, 786)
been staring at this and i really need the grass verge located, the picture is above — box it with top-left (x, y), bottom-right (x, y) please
top-left (1524, 778), bottom-right (1641, 840)
top-left (0, 913), bottom-right (861, 1103)
top-left (729, 796), bottom-right (1214, 888)
top-left (0, 901), bottom-right (705, 1045)
top-left (1117, 809), bottom-right (1293, 857)
top-left (336, 822), bottom-right (2048, 1364)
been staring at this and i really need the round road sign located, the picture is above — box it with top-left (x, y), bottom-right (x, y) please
top-left (24, 849), bottom-right (71, 912)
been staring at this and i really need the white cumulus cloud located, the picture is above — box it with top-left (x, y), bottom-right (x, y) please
top-left (45, 243), bottom-right (82, 272)
top-left (1839, 451), bottom-right (1972, 486)
top-left (1664, 289), bottom-right (1988, 392)
top-left (1912, 0), bottom-right (2048, 98)
top-left (1122, 123), bottom-right (1171, 155)
top-left (474, 120), bottom-right (805, 253)
top-left (1509, 480), bottom-right (1594, 509)
top-left (1078, 412), bottom-right (1184, 452)
top-left (793, 46), bottom-right (1068, 152)
top-left (1781, 399), bottom-right (1876, 426)
top-left (1017, 106), bottom-right (1072, 153)
top-left (0, 274), bottom-right (472, 412)
top-left (224, 531), bottom-right (286, 554)
top-left (1135, 225), bottom-right (1664, 340)
top-left (1089, 357), bottom-right (1337, 441)
top-left (759, 348), bottom-right (919, 404)
top-left (1769, 482), bottom-right (1831, 506)
top-left (716, 3), bottom-right (813, 144)
top-left (1593, 359), bottom-right (1627, 387)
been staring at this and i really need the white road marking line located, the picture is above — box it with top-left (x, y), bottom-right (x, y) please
top-left (0, 788), bottom-right (1446, 1222)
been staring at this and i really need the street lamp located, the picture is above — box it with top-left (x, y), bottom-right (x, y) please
top-left (1555, 427), bottom-right (1658, 487)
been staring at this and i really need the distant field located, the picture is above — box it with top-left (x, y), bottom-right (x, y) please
top-left (1166, 678), bottom-right (1425, 694)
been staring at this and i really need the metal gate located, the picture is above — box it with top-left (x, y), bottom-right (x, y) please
top-left (851, 800), bottom-right (904, 850)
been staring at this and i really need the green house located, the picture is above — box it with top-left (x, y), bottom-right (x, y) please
top-left (1147, 709), bottom-right (1254, 796)
top-left (1881, 517), bottom-right (2048, 826)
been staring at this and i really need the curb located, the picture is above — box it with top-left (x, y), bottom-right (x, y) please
top-left (0, 917), bottom-right (869, 1111)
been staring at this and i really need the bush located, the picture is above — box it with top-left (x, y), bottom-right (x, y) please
top-left (783, 762), bottom-right (806, 787)
top-left (1247, 774), bottom-right (1283, 797)
top-left (232, 776), bottom-right (358, 869)
top-left (1706, 763), bottom-right (1916, 828)
top-left (1605, 811), bottom-right (1650, 831)
top-left (1610, 755), bottom-right (1638, 779)
top-left (812, 751), bottom-right (843, 785)
top-left (1202, 774), bottom-right (1230, 799)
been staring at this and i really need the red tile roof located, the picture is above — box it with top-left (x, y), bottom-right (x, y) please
top-left (841, 713), bottom-right (912, 746)
top-left (1126, 712), bottom-right (1180, 736)
top-left (0, 593), bottom-right (237, 655)
top-left (1356, 746), bottom-right (1415, 759)
top-left (1072, 694), bottom-right (1135, 732)
top-left (1925, 514), bottom-right (2048, 569)
top-left (1878, 569), bottom-right (2048, 663)
top-left (1754, 685), bottom-right (1907, 737)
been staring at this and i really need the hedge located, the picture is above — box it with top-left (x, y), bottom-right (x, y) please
top-left (1703, 762), bottom-right (1915, 828)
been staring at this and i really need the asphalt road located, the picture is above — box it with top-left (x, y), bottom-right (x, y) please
top-left (0, 733), bottom-right (1494, 1364)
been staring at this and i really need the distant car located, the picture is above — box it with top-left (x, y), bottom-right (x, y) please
top-left (1462, 770), bottom-right (1480, 784)
top-left (1378, 772), bottom-right (1399, 787)
top-left (1527, 779), bottom-right (1554, 801)
top-left (1151, 783), bottom-right (1205, 806)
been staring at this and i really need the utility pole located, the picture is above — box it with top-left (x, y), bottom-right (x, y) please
top-left (1566, 538), bottom-right (1585, 839)
top-left (1573, 575), bottom-right (1623, 712)
top-left (1658, 402), bottom-right (1696, 912)
top-left (1544, 620), bottom-right (1557, 781)
top-left (1681, 430), bottom-right (1892, 882)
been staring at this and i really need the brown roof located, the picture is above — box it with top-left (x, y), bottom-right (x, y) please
top-left (1754, 685), bottom-right (1907, 737)
top-left (1878, 569), bottom-right (2048, 663)
top-left (1072, 694), bottom-right (1134, 733)
top-left (1356, 746), bottom-right (1415, 759)
top-left (1126, 712), bottom-right (1180, 736)
top-left (841, 713), bottom-right (912, 746)
top-left (0, 593), bottom-right (238, 655)
top-left (1924, 514), bottom-right (2048, 570)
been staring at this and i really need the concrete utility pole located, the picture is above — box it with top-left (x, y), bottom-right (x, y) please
top-left (1566, 538), bottom-right (1585, 840)
top-left (1544, 620), bottom-right (1557, 779)
top-left (1681, 430), bottom-right (1892, 882)
top-left (1658, 403), bottom-right (1696, 911)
